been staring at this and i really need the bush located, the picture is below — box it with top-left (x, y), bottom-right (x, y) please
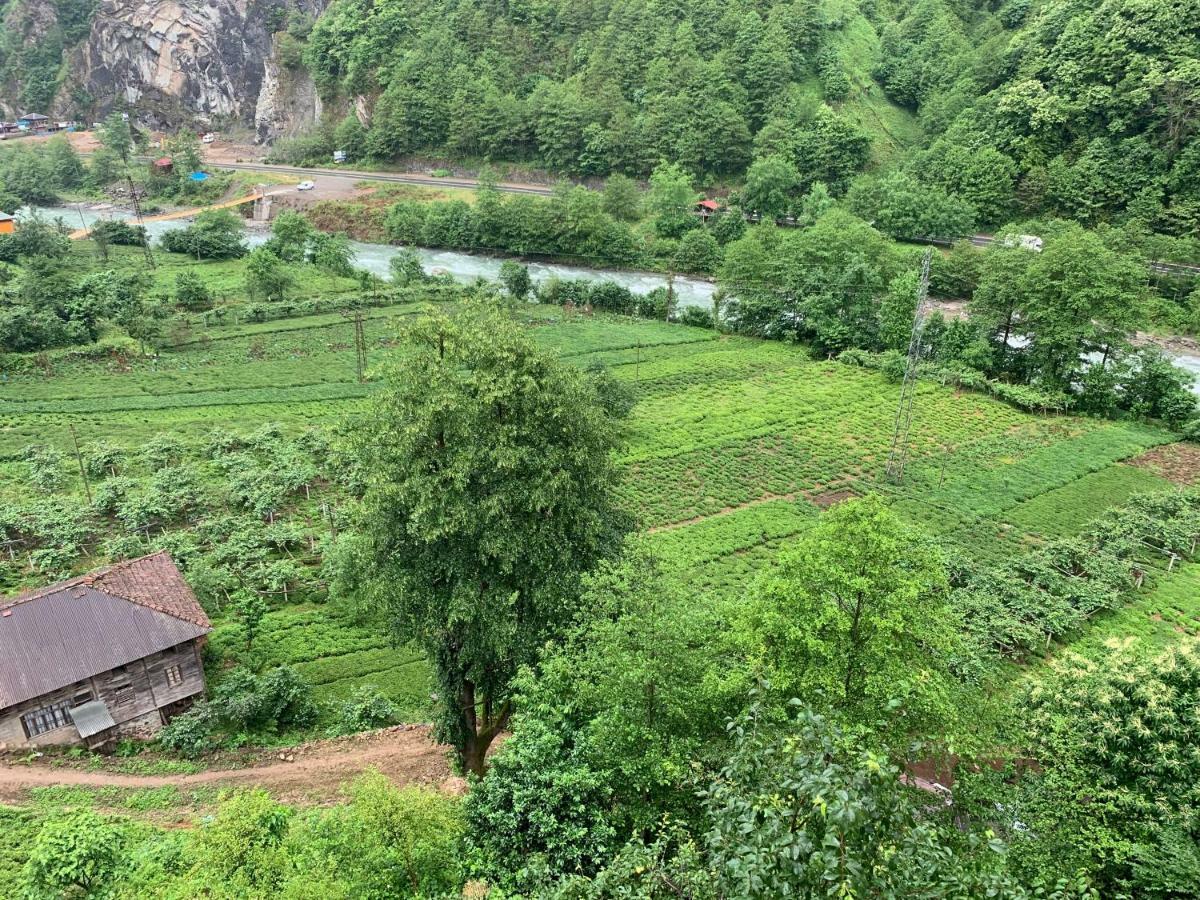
top-left (285, 773), bottom-right (465, 898)
top-left (245, 248), bottom-right (294, 301)
top-left (162, 666), bottom-right (319, 753)
top-left (673, 229), bottom-right (722, 274)
top-left (499, 259), bottom-right (532, 300)
top-left (90, 219), bottom-right (148, 246)
top-left (259, 666), bottom-right (320, 730)
top-left (193, 790), bottom-right (292, 887)
top-left (160, 210), bottom-right (248, 260)
top-left (466, 715), bottom-right (616, 892)
top-left (538, 277), bottom-right (592, 307)
top-left (388, 248), bottom-right (426, 285)
top-left (587, 281), bottom-right (636, 314)
top-left (332, 686), bottom-right (399, 735)
top-left (175, 271), bottom-right (212, 310)
top-left (23, 810), bottom-right (125, 899)
top-left (158, 703), bottom-right (216, 756)
top-left (675, 305), bottom-right (714, 328)
top-left (213, 667), bottom-right (319, 734)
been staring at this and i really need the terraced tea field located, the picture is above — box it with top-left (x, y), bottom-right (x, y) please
top-left (0, 303), bottom-right (1185, 715)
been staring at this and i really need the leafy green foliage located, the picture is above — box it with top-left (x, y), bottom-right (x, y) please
top-left (498, 259), bottom-right (531, 300)
top-left (964, 641), bottom-right (1200, 897)
top-left (283, 773), bottom-right (464, 898)
top-left (747, 496), bottom-right (966, 742)
top-left (561, 701), bottom-right (1049, 899)
top-left (22, 810), bottom-right (124, 900)
top-left (466, 552), bottom-right (743, 890)
top-left (159, 210), bottom-right (248, 260)
top-left (336, 303), bottom-right (630, 772)
top-left (160, 666), bottom-right (319, 754)
top-left (330, 685), bottom-right (399, 735)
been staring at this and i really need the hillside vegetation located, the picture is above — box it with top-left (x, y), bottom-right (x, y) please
top-left (279, 0), bottom-right (1200, 234)
top-left (1, 0), bottom-right (1200, 895)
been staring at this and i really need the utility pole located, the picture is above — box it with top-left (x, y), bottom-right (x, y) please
top-left (341, 307), bottom-right (367, 382)
top-left (125, 175), bottom-right (156, 270)
top-left (68, 424), bottom-right (91, 504)
top-left (74, 203), bottom-right (90, 238)
top-left (884, 248), bottom-right (933, 483)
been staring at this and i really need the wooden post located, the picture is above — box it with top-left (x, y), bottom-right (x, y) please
top-left (68, 424), bottom-right (91, 504)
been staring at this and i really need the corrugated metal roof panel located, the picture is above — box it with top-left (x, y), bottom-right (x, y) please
top-left (0, 586), bottom-right (209, 709)
top-left (70, 699), bottom-right (117, 738)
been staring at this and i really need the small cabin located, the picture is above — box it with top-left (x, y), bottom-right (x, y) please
top-left (696, 199), bottom-right (723, 218)
top-left (0, 212), bottom-right (15, 235)
top-left (0, 552), bottom-right (211, 750)
top-left (17, 113), bottom-right (49, 131)
top-left (152, 156), bottom-right (174, 175)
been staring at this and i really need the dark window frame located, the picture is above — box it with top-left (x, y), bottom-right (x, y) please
top-left (20, 701), bottom-right (73, 738)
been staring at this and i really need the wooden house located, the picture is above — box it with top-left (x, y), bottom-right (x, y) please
top-left (0, 552), bottom-right (211, 750)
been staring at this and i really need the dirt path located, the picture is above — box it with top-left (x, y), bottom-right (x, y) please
top-left (0, 725), bottom-right (455, 805)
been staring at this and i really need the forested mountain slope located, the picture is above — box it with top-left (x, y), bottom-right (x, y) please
top-left (1, 0), bottom-right (1197, 230)
top-left (288, 0), bottom-right (1198, 230)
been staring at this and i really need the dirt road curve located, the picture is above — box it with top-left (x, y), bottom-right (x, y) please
top-left (0, 725), bottom-right (455, 805)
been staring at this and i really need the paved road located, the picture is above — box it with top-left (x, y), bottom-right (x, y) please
top-left (202, 161), bottom-right (1200, 278)
top-left (934, 233), bottom-right (1200, 279)
top-left (212, 160), bottom-right (556, 197)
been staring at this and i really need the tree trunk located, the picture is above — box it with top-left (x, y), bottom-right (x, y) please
top-left (462, 731), bottom-right (489, 777)
top-left (457, 682), bottom-right (511, 776)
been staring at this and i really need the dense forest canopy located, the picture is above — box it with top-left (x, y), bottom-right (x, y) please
top-left (282, 0), bottom-right (1200, 232)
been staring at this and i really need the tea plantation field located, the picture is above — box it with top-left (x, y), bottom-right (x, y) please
top-left (0, 302), bottom-right (1184, 718)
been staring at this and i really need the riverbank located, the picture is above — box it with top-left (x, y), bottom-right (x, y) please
top-left (31, 204), bottom-right (719, 309)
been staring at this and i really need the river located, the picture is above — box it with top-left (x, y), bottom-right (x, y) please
top-left (32, 203), bottom-right (717, 310)
top-left (31, 204), bottom-right (1200, 394)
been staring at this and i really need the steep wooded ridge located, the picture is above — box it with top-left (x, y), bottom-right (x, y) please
top-left (1, 0), bottom-right (1198, 219)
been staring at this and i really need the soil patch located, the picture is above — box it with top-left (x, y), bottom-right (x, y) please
top-left (1127, 444), bottom-right (1200, 485)
top-left (810, 488), bottom-right (857, 508)
top-left (0, 725), bottom-right (453, 806)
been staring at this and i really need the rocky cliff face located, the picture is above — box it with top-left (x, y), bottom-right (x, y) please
top-left (253, 32), bottom-right (323, 143)
top-left (49, 0), bottom-right (326, 139)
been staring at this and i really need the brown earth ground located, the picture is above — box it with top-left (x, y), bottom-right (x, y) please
top-left (1128, 443), bottom-right (1200, 485)
top-left (0, 725), bottom-right (456, 806)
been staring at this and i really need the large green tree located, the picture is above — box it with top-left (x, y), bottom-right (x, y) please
top-left (338, 304), bottom-right (629, 773)
top-left (967, 641), bottom-right (1200, 897)
top-left (747, 495), bottom-right (964, 742)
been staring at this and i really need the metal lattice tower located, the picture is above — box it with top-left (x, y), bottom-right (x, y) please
top-left (885, 248), bottom-right (933, 483)
top-left (124, 176), bottom-right (156, 270)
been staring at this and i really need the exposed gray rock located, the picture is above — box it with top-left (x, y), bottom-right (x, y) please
top-left (254, 31), bottom-right (323, 143)
top-left (51, 0), bottom-right (328, 134)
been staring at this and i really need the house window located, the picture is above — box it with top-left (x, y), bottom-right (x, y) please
top-left (20, 701), bottom-right (73, 738)
top-left (72, 690), bottom-right (92, 706)
top-left (164, 664), bottom-right (183, 687)
top-left (110, 667), bottom-right (133, 705)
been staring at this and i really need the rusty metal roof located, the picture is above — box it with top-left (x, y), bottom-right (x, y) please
top-left (2, 551), bottom-right (210, 628)
top-left (0, 553), bottom-right (211, 710)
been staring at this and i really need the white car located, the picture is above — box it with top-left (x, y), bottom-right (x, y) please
top-left (201, 132), bottom-right (216, 144)
top-left (297, 180), bottom-right (315, 191)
